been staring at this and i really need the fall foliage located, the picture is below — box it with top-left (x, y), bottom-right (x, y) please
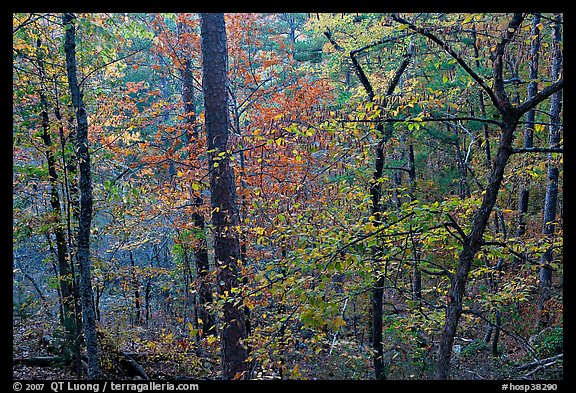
top-left (13, 12), bottom-right (563, 383)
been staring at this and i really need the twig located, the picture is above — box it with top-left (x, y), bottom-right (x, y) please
top-left (329, 297), bottom-right (348, 355)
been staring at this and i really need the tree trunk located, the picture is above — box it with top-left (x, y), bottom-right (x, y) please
top-left (200, 13), bottom-right (248, 380)
top-left (368, 44), bottom-right (414, 380)
top-left (492, 310), bottom-right (501, 356)
top-left (538, 14), bottom-right (562, 328)
top-left (390, 12), bottom-right (562, 380)
top-left (435, 14), bottom-right (527, 377)
top-left (371, 274), bottom-right (385, 380)
top-left (436, 119), bottom-right (516, 379)
top-left (363, 41), bottom-right (414, 381)
top-left (451, 123), bottom-right (472, 199)
top-left (514, 14), bottom-right (540, 266)
top-left (62, 12), bottom-right (101, 380)
top-left (178, 51), bottom-right (216, 336)
top-left (130, 251), bottom-right (141, 325)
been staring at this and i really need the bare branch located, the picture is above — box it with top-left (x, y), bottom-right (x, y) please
top-left (443, 213), bottom-right (467, 244)
top-left (515, 79), bottom-right (564, 116)
top-left (511, 147), bottom-right (563, 154)
top-left (350, 32), bottom-right (415, 56)
top-left (491, 13), bottom-right (525, 111)
top-left (515, 353), bottom-right (563, 372)
top-left (336, 116), bottom-right (503, 127)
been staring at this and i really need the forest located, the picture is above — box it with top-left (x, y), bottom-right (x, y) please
top-left (12, 13), bottom-right (563, 382)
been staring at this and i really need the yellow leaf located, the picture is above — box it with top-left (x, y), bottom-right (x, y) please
top-left (291, 364), bottom-right (301, 378)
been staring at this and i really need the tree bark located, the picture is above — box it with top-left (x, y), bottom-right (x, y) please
top-left (369, 42), bottom-right (414, 380)
top-left (200, 13), bottom-right (248, 380)
top-left (435, 13), bottom-right (561, 380)
top-left (62, 12), bottom-right (101, 380)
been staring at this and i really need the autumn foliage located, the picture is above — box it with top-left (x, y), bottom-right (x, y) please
top-left (13, 13), bottom-right (563, 382)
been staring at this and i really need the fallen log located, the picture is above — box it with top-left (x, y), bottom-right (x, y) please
top-left (13, 352), bottom-right (148, 380)
top-left (13, 356), bottom-right (64, 367)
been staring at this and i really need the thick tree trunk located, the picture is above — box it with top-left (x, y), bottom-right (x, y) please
top-left (200, 13), bottom-right (248, 380)
top-left (62, 12), bottom-right (101, 380)
top-left (538, 14), bottom-right (562, 328)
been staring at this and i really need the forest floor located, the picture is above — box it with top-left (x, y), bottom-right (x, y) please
top-left (12, 315), bottom-right (216, 380)
top-left (13, 310), bottom-right (562, 381)
top-left (13, 318), bottom-right (77, 380)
